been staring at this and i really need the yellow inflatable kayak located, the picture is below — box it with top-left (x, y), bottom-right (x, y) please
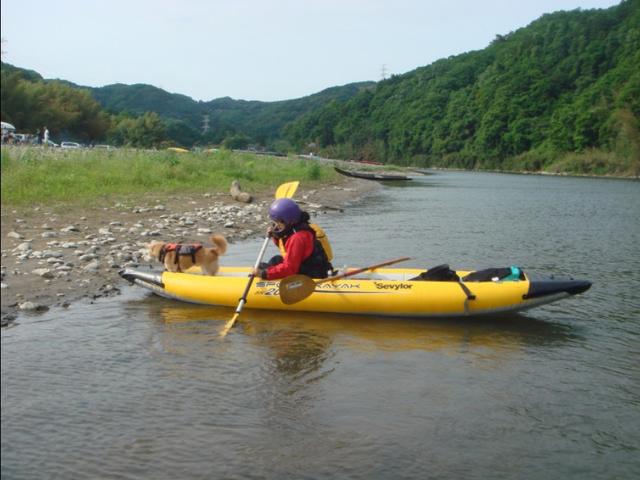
top-left (120, 265), bottom-right (591, 318)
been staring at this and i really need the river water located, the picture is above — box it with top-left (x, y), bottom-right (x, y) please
top-left (2, 171), bottom-right (639, 479)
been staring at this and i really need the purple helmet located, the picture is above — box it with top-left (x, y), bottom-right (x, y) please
top-left (269, 198), bottom-right (301, 225)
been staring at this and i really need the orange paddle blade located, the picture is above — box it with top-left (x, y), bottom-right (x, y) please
top-left (279, 275), bottom-right (316, 305)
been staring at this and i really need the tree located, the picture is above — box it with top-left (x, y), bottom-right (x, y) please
top-left (222, 133), bottom-right (250, 150)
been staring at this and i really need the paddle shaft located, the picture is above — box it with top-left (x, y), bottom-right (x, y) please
top-left (219, 235), bottom-right (269, 337)
top-left (316, 256), bottom-right (411, 285)
top-left (237, 235), bottom-right (270, 313)
top-left (220, 180), bottom-right (299, 337)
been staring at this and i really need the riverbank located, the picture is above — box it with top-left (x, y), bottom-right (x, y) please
top-left (426, 166), bottom-right (640, 180)
top-left (1, 177), bottom-right (379, 327)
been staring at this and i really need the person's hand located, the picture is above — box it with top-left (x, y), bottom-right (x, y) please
top-left (251, 267), bottom-right (266, 279)
top-left (268, 221), bottom-right (285, 238)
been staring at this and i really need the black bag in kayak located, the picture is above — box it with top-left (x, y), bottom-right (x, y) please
top-left (410, 264), bottom-right (460, 282)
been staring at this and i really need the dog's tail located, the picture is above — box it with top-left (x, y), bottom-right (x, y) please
top-left (210, 234), bottom-right (228, 255)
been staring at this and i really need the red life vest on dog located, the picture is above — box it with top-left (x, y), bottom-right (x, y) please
top-left (158, 243), bottom-right (203, 270)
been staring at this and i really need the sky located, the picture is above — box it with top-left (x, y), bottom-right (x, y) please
top-left (1, 0), bottom-right (622, 102)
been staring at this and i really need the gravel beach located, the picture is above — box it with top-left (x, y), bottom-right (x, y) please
top-left (1, 177), bottom-right (378, 327)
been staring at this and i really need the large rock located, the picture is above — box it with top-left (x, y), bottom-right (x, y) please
top-left (230, 180), bottom-right (252, 203)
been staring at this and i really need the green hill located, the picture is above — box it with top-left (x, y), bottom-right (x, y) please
top-left (90, 81), bottom-right (374, 145)
top-left (284, 0), bottom-right (640, 175)
top-left (90, 83), bottom-right (201, 122)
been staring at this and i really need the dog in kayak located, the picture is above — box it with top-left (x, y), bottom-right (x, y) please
top-left (148, 234), bottom-right (228, 275)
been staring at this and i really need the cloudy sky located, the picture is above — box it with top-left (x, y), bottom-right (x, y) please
top-left (0, 0), bottom-right (621, 102)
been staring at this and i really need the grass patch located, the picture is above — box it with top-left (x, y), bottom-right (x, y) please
top-left (1, 147), bottom-right (339, 206)
top-left (544, 149), bottom-right (639, 177)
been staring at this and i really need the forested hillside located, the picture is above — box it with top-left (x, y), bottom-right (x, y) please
top-left (90, 82), bottom-right (374, 147)
top-left (285, 0), bottom-right (639, 175)
top-left (2, 1), bottom-right (638, 175)
top-left (1, 65), bottom-right (111, 142)
top-left (201, 82), bottom-right (374, 146)
top-left (1, 62), bottom-right (371, 148)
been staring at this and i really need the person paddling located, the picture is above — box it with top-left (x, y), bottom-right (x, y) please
top-left (252, 198), bottom-right (334, 280)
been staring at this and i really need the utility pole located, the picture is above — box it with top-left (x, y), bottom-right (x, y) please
top-left (380, 64), bottom-right (388, 80)
top-left (202, 114), bottom-right (210, 134)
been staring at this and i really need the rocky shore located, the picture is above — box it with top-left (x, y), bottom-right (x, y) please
top-left (1, 178), bottom-right (378, 327)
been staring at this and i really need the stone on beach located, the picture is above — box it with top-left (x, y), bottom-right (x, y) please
top-left (32, 268), bottom-right (55, 279)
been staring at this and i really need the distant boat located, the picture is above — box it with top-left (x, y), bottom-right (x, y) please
top-left (334, 166), bottom-right (412, 181)
top-left (409, 168), bottom-right (434, 175)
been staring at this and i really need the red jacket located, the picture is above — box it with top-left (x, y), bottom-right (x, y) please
top-left (264, 230), bottom-right (315, 280)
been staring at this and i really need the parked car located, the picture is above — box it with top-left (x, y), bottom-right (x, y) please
top-left (1, 121), bottom-right (16, 134)
top-left (60, 141), bottom-right (81, 149)
top-left (45, 140), bottom-right (59, 147)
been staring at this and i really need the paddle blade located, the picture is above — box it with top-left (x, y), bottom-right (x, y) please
top-left (275, 181), bottom-right (299, 199)
top-left (279, 274), bottom-right (316, 305)
top-left (220, 312), bottom-right (240, 337)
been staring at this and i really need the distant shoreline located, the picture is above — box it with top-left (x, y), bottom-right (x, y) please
top-left (425, 166), bottom-right (640, 181)
top-left (297, 153), bottom-right (639, 180)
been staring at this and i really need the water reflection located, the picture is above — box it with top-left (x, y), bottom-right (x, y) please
top-left (124, 295), bottom-right (579, 362)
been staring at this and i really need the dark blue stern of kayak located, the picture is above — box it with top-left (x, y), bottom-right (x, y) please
top-left (525, 277), bottom-right (592, 299)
